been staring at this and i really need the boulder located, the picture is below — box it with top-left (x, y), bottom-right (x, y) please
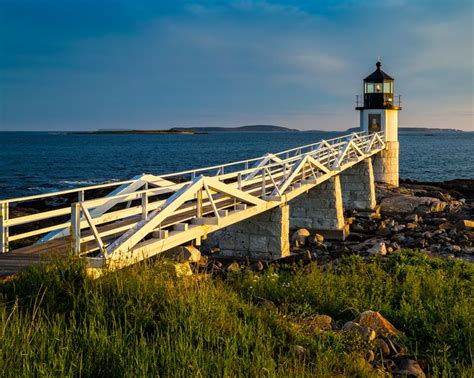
top-left (376, 224), bottom-right (391, 237)
top-left (163, 245), bottom-right (201, 262)
top-left (250, 261), bottom-right (264, 272)
top-left (456, 220), bottom-right (474, 230)
top-left (308, 233), bottom-right (327, 249)
top-left (354, 311), bottom-right (399, 337)
top-left (342, 321), bottom-right (376, 341)
top-left (292, 228), bottom-right (311, 247)
top-left (226, 262), bottom-right (241, 273)
top-left (380, 195), bottom-right (447, 215)
top-left (396, 357), bottom-right (426, 378)
top-left (367, 242), bottom-right (387, 256)
top-left (405, 214), bottom-right (420, 222)
top-left (449, 244), bottom-right (462, 253)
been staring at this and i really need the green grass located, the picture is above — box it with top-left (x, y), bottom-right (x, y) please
top-left (0, 250), bottom-right (472, 377)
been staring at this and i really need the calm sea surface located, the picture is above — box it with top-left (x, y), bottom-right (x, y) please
top-left (0, 131), bottom-right (472, 200)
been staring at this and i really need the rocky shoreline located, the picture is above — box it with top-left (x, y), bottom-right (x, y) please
top-left (195, 179), bottom-right (473, 268)
top-left (315, 178), bottom-right (474, 263)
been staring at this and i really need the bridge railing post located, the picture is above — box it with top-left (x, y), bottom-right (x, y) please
top-left (141, 183), bottom-right (149, 220)
top-left (0, 202), bottom-right (9, 253)
top-left (196, 188), bottom-right (203, 217)
top-left (71, 202), bottom-right (81, 255)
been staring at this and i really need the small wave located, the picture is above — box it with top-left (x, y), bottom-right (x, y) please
top-left (59, 180), bottom-right (101, 185)
top-left (27, 186), bottom-right (61, 193)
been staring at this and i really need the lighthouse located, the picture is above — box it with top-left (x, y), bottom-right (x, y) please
top-left (356, 61), bottom-right (401, 187)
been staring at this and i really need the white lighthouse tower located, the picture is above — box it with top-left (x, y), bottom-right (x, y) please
top-left (356, 61), bottom-right (401, 187)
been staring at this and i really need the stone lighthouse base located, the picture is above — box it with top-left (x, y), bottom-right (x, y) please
top-left (373, 141), bottom-right (399, 187)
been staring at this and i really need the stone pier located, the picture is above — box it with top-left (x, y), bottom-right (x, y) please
top-left (340, 158), bottom-right (376, 210)
top-left (373, 141), bottom-right (399, 187)
top-left (289, 176), bottom-right (348, 240)
top-left (217, 204), bottom-right (290, 260)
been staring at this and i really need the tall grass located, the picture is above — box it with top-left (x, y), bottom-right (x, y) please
top-left (0, 251), bottom-right (472, 377)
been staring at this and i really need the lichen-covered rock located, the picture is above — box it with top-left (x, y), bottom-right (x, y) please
top-left (354, 311), bottom-right (399, 337)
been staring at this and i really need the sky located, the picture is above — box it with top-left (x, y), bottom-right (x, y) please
top-left (0, 0), bottom-right (473, 131)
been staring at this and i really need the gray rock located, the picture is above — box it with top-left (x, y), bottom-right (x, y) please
top-left (292, 228), bottom-right (310, 247)
top-left (352, 223), bottom-right (366, 232)
top-left (341, 321), bottom-right (376, 341)
top-left (252, 296), bottom-right (276, 309)
top-left (367, 242), bottom-right (387, 256)
top-left (163, 245), bottom-right (201, 262)
top-left (449, 245), bottom-right (462, 253)
top-left (405, 214), bottom-right (420, 222)
top-left (250, 261), bottom-right (264, 272)
top-left (396, 358), bottom-right (426, 378)
top-left (226, 262), bottom-right (241, 273)
top-left (373, 338), bottom-right (390, 356)
top-left (380, 195), bottom-right (446, 215)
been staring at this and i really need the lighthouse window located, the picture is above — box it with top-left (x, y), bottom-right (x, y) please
top-left (365, 83), bottom-right (375, 93)
top-left (375, 83), bottom-right (382, 92)
top-left (383, 82), bottom-right (393, 93)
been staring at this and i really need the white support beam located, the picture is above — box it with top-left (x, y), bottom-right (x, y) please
top-left (104, 177), bottom-right (206, 258)
top-left (81, 203), bottom-right (105, 252)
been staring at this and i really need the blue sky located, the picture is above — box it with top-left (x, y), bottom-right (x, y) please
top-left (1, 0), bottom-right (473, 131)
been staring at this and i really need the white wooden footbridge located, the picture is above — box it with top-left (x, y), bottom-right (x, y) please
top-left (0, 131), bottom-right (386, 277)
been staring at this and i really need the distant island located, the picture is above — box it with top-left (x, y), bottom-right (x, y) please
top-left (71, 129), bottom-right (205, 135)
top-left (70, 125), bottom-right (467, 135)
top-left (398, 127), bottom-right (465, 133)
top-left (170, 125), bottom-right (299, 132)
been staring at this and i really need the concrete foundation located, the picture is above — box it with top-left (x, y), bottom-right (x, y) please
top-left (340, 158), bottom-right (376, 210)
top-left (217, 204), bottom-right (290, 260)
top-left (290, 176), bottom-right (348, 240)
top-left (373, 141), bottom-right (399, 187)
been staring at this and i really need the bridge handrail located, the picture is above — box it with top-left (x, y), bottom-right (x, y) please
top-left (0, 130), bottom-right (384, 254)
top-left (0, 131), bottom-right (365, 205)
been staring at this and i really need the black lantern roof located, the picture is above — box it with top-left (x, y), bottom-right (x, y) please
top-left (363, 62), bottom-right (394, 82)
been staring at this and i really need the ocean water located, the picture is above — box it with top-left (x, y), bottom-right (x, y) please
top-left (0, 131), bottom-right (472, 200)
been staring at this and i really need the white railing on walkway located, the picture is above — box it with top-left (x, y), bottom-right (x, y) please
top-left (0, 131), bottom-right (385, 258)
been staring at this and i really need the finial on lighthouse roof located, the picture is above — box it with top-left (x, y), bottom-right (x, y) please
top-left (376, 61), bottom-right (382, 69)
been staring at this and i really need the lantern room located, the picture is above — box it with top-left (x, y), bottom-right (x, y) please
top-left (356, 61), bottom-right (401, 142)
top-left (357, 61), bottom-right (400, 109)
